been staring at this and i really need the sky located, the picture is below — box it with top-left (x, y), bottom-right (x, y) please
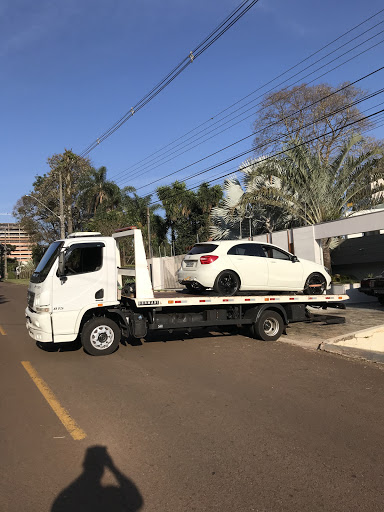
top-left (1, 0), bottom-right (384, 223)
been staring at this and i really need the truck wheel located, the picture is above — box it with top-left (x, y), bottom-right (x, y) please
top-left (252, 310), bottom-right (284, 341)
top-left (81, 317), bottom-right (121, 356)
top-left (214, 270), bottom-right (240, 296)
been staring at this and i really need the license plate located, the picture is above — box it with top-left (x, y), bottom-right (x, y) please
top-left (185, 261), bottom-right (195, 268)
top-left (369, 281), bottom-right (375, 288)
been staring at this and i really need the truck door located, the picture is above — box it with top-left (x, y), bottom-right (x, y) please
top-left (51, 242), bottom-right (107, 338)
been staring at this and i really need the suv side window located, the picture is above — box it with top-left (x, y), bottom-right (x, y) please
top-left (262, 245), bottom-right (291, 260)
top-left (227, 243), bottom-right (265, 257)
top-left (64, 243), bottom-right (104, 275)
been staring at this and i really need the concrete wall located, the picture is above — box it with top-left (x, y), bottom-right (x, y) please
top-left (149, 256), bottom-right (184, 290)
top-left (250, 211), bottom-right (384, 266)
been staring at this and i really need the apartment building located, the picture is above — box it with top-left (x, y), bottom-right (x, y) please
top-left (0, 223), bottom-right (33, 263)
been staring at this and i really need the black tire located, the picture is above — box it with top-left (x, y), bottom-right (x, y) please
top-left (185, 282), bottom-right (206, 294)
top-left (252, 310), bottom-right (284, 341)
top-left (213, 270), bottom-right (240, 296)
top-left (81, 316), bottom-right (121, 356)
top-left (378, 296), bottom-right (384, 306)
top-left (303, 272), bottom-right (327, 295)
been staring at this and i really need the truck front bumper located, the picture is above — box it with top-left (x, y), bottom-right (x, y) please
top-left (25, 307), bottom-right (53, 342)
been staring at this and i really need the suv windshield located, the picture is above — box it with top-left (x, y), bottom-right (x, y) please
top-left (188, 244), bottom-right (218, 255)
top-left (31, 241), bottom-right (63, 283)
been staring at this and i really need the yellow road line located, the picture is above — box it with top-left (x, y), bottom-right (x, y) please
top-left (21, 361), bottom-right (86, 441)
top-left (0, 325), bottom-right (6, 335)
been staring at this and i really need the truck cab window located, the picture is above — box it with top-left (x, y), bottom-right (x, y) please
top-left (64, 245), bottom-right (103, 275)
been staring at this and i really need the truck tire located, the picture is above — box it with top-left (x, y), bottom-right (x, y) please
top-left (81, 317), bottom-right (121, 356)
top-left (251, 310), bottom-right (284, 341)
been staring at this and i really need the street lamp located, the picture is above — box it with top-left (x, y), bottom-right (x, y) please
top-left (26, 195), bottom-right (65, 239)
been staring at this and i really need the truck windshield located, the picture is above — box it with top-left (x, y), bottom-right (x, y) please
top-left (31, 241), bottom-right (63, 283)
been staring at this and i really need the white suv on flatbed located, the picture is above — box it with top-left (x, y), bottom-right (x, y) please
top-left (177, 240), bottom-right (331, 296)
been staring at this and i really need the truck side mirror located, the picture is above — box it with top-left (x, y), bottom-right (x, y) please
top-left (58, 250), bottom-right (66, 277)
top-left (291, 255), bottom-right (299, 263)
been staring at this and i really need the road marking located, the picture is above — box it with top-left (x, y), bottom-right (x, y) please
top-left (21, 361), bottom-right (86, 441)
top-left (0, 325), bottom-right (6, 335)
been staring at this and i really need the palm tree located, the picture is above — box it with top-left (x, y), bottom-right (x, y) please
top-left (81, 166), bottom-right (121, 215)
top-left (157, 182), bottom-right (194, 246)
top-left (210, 164), bottom-right (292, 241)
top-left (241, 134), bottom-right (383, 270)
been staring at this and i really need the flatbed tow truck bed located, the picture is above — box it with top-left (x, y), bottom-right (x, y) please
top-left (126, 289), bottom-right (348, 308)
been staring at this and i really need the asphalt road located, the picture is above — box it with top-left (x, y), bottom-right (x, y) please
top-left (0, 282), bottom-right (383, 512)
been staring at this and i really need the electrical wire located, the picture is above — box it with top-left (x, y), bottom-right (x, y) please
top-left (78, 0), bottom-right (259, 157)
top-left (110, 8), bottom-right (384, 183)
top-left (126, 67), bottom-right (384, 194)
top-left (115, 26), bottom-right (384, 187)
top-left (145, 107), bottom-right (384, 207)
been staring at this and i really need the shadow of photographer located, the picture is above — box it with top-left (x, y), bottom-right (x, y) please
top-left (51, 446), bottom-right (143, 512)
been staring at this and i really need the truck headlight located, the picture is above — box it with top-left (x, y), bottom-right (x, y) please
top-left (36, 305), bottom-right (50, 313)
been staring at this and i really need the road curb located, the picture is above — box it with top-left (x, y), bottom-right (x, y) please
top-left (318, 323), bottom-right (384, 364)
top-left (319, 342), bottom-right (384, 364)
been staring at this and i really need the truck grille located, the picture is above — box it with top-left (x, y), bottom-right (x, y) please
top-left (27, 291), bottom-right (35, 311)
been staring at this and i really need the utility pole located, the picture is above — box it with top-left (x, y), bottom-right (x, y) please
top-left (26, 195), bottom-right (65, 238)
top-left (147, 207), bottom-right (152, 258)
top-left (59, 170), bottom-right (65, 239)
top-left (4, 226), bottom-right (8, 280)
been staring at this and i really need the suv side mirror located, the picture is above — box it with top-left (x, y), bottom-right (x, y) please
top-left (291, 255), bottom-right (299, 263)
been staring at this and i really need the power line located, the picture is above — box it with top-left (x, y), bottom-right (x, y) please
top-left (146, 107), bottom-right (384, 208)
top-left (148, 89), bottom-right (384, 197)
top-left (78, 0), bottom-right (259, 157)
top-left (128, 67), bottom-right (384, 194)
top-left (115, 26), bottom-right (384, 187)
top-left (184, 101), bottom-right (384, 189)
top-left (110, 8), bottom-right (384, 184)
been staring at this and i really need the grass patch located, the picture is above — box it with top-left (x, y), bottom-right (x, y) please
top-left (3, 278), bottom-right (30, 286)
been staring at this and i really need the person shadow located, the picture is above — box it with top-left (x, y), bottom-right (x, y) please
top-left (51, 446), bottom-right (143, 512)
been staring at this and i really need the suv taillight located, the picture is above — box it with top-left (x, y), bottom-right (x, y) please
top-left (200, 255), bottom-right (218, 264)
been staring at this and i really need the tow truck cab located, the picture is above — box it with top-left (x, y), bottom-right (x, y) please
top-left (26, 232), bottom-right (120, 343)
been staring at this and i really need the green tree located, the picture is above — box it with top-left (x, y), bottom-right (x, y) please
top-left (242, 134), bottom-right (384, 271)
top-left (210, 169), bottom-right (292, 241)
top-left (157, 181), bottom-right (222, 254)
top-left (14, 150), bottom-right (92, 243)
top-left (48, 149), bottom-right (92, 234)
top-left (253, 83), bottom-right (374, 164)
top-left (79, 166), bottom-right (122, 215)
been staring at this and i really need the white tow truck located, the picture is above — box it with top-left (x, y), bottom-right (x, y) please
top-left (26, 228), bottom-right (347, 356)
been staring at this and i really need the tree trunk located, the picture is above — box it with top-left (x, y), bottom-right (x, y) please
top-left (321, 238), bottom-right (332, 275)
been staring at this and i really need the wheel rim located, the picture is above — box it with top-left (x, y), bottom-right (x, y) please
top-left (218, 273), bottom-right (238, 294)
top-left (89, 325), bottom-right (115, 350)
top-left (306, 275), bottom-right (326, 294)
top-left (263, 317), bottom-right (280, 336)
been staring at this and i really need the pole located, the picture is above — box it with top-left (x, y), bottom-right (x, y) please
top-left (59, 170), bottom-right (65, 239)
top-left (147, 207), bottom-right (152, 258)
top-left (5, 224), bottom-right (8, 279)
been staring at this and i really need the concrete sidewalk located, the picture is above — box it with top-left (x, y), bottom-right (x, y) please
top-left (282, 302), bottom-right (384, 363)
top-left (319, 324), bottom-right (384, 363)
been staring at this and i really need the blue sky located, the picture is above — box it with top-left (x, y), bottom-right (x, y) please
top-left (2, 0), bottom-right (384, 222)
